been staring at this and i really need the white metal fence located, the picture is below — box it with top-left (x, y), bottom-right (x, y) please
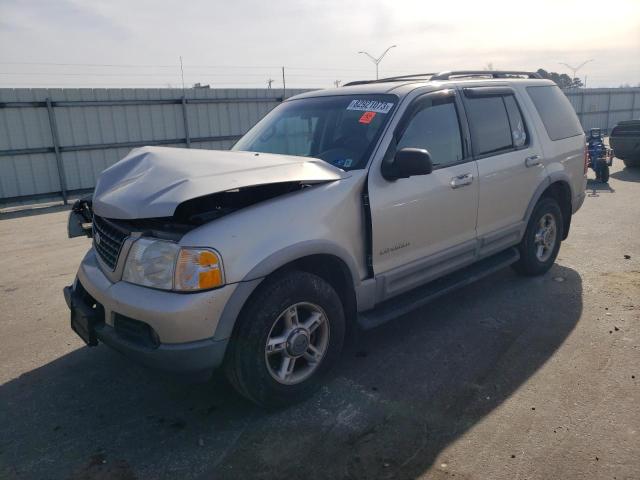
top-left (565, 88), bottom-right (640, 132)
top-left (0, 88), bottom-right (309, 202)
top-left (1, 86), bottom-right (639, 203)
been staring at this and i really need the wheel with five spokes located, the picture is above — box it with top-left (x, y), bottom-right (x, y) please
top-left (224, 270), bottom-right (345, 408)
top-left (512, 196), bottom-right (564, 276)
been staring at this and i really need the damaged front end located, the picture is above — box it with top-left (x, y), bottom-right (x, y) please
top-left (68, 181), bottom-right (314, 241)
top-left (67, 146), bottom-right (346, 275)
top-left (172, 182), bottom-right (307, 225)
top-left (68, 197), bottom-right (94, 238)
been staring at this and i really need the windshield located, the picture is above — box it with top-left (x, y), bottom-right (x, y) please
top-left (232, 94), bottom-right (397, 170)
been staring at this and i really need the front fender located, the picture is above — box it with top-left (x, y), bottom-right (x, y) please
top-left (212, 241), bottom-right (362, 341)
top-left (243, 240), bottom-right (361, 283)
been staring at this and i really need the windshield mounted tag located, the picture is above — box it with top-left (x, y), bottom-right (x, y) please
top-left (346, 99), bottom-right (394, 114)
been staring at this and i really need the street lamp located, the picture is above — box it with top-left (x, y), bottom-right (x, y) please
top-left (559, 59), bottom-right (594, 86)
top-left (358, 45), bottom-right (397, 80)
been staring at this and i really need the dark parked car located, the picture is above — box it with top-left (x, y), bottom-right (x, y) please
top-left (610, 120), bottom-right (640, 167)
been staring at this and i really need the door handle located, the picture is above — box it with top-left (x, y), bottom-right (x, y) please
top-left (450, 173), bottom-right (474, 189)
top-left (525, 155), bottom-right (542, 167)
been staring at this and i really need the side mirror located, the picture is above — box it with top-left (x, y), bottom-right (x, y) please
top-left (382, 147), bottom-right (433, 180)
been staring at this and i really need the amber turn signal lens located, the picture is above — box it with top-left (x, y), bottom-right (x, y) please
top-left (174, 248), bottom-right (224, 291)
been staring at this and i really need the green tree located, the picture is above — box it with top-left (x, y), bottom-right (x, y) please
top-left (537, 69), bottom-right (583, 89)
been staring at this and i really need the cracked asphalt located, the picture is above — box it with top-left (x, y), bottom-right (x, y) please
top-left (1, 161), bottom-right (639, 480)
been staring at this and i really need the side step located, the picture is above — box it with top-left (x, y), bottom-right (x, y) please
top-left (357, 247), bottom-right (520, 330)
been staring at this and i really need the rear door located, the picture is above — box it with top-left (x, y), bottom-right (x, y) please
top-left (368, 90), bottom-right (479, 299)
top-left (461, 86), bottom-right (547, 256)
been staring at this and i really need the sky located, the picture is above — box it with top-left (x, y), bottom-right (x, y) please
top-left (0, 0), bottom-right (639, 89)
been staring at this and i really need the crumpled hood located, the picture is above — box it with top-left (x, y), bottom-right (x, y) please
top-left (92, 146), bottom-right (347, 219)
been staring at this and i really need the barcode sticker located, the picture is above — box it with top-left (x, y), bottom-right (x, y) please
top-left (347, 99), bottom-right (394, 114)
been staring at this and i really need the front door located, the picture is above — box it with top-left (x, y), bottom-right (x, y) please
top-left (369, 90), bottom-right (479, 299)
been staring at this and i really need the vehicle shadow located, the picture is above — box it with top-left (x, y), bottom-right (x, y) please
top-left (610, 165), bottom-right (640, 183)
top-left (586, 178), bottom-right (615, 196)
top-left (0, 265), bottom-right (582, 480)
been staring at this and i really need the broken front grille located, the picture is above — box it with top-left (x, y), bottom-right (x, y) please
top-left (93, 215), bottom-right (128, 270)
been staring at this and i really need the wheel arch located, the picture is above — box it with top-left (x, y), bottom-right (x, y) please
top-left (525, 176), bottom-right (573, 240)
top-left (214, 242), bottom-right (361, 342)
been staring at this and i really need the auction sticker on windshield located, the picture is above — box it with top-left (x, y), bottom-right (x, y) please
top-left (359, 111), bottom-right (377, 124)
top-left (347, 99), bottom-right (394, 114)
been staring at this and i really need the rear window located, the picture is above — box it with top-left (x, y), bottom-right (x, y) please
top-left (526, 85), bottom-right (583, 141)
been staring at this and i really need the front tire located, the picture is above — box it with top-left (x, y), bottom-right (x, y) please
top-left (512, 197), bottom-right (564, 276)
top-left (224, 270), bottom-right (345, 408)
top-left (600, 164), bottom-right (610, 183)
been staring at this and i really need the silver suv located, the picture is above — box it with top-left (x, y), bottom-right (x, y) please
top-left (64, 71), bottom-right (587, 407)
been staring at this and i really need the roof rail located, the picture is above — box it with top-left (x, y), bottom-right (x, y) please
top-left (342, 70), bottom-right (541, 87)
top-left (431, 70), bottom-right (541, 80)
top-left (343, 73), bottom-right (436, 86)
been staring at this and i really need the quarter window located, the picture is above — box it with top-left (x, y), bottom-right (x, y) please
top-left (397, 96), bottom-right (464, 168)
top-left (527, 85), bottom-right (583, 141)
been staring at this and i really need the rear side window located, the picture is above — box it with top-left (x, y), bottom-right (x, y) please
top-left (504, 96), bottom-right (528, 148)
top-left (464, 96), bottom-right (514, 156)
top-left (527, 85), bottom-right (583, 141)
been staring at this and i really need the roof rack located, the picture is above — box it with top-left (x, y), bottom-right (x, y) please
top-left (343, 70), bottom-right (541, 86)
top-left (344, 73), bottom-right (436, 86)
top-left (431, 70), bottom-right (541, 80)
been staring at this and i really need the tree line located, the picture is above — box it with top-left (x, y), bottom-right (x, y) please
top-left (536, 69), bottom-right (584, 89)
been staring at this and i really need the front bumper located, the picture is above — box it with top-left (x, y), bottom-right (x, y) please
top-left (65, 249), bottom-right (237, 374)
top-left (64, 284), bottom-right (227, 373)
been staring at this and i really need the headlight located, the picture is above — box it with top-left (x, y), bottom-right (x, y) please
top-left (123, 238), bottom-right (179, 290)
top-left (122, 238), bottom-right (224, 291)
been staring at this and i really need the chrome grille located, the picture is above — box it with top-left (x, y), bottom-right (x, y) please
top-left (93, 215), bottom-right (128, 270)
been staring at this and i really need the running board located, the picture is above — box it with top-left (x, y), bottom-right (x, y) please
top-left (357, 247), bottom-right (520, 330)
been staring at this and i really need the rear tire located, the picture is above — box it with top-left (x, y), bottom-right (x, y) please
top-left (601, 165), bottom-right (610, 182)
top-left (224, 270), bottom-right (345, 408)
top-left (512, 197), bottom-right (564, 276)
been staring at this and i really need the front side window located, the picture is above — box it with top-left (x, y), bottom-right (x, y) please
top-left (233, 94), bottom-right (397, 170)
top-left (396, 95), bottom-right (464, 168)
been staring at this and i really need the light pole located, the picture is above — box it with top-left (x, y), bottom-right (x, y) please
top-left (559, 59), bottom-right (594, 87)
top-left (358, 45), bottom-right (397, 80)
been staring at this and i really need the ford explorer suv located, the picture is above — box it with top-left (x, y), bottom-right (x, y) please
top-left (64, 71), bottom-right (587, 407)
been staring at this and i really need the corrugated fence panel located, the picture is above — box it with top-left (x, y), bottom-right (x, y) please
top-left (0, 89), bottom-right (61, 199)
top-left (1, 86), bottom-right (637, 202)
top-left (0, 87), bottom-right (310, 201)
top-left (566, 88), bottom-right (640, 134)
